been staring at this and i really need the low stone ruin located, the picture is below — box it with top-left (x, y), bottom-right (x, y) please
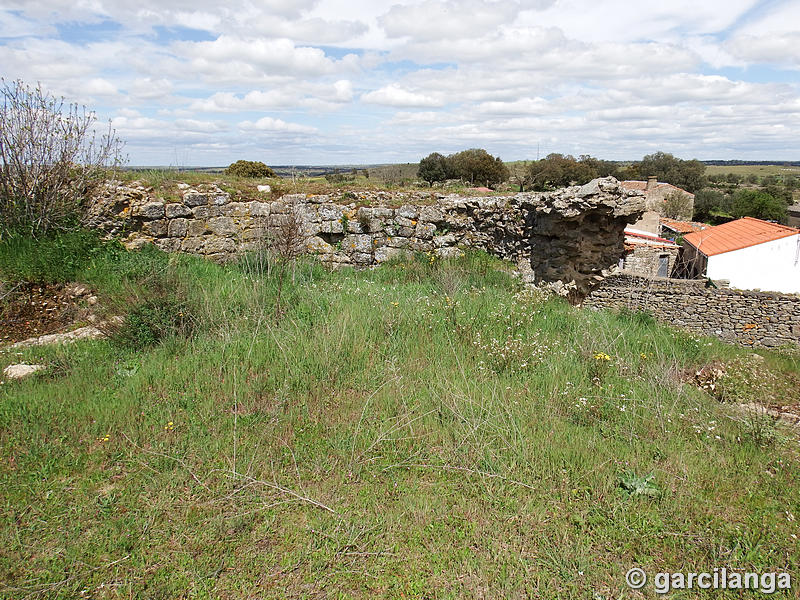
top-left (85, 177), bottom-right (645, 296)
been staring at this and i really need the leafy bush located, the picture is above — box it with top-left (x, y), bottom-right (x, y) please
top-left (0, 79), bottom-right (124, 237)
top-left (224, 160), bottom-right (275, 178)
top-left (112, 298), bottom-right (193, 349)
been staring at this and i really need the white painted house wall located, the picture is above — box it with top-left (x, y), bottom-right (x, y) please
top-left (705, 234), bottom-right (800, 294)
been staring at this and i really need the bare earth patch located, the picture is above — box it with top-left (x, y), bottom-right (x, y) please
top-left (0, 282), bottom-right (96, 345)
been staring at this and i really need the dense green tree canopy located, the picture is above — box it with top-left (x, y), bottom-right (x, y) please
top-left (525, 154), bottom-right (618, 191)
top-left (224, 160), bottom-right (275, 178)
top-left (627, 152), bottom-right (706, 193)
top-left (730, 190), bottom-right (788, 222)
top-left (417, 152), bottom-right (450, 185)
top-left (417, 148), bottom-right (509, 188)
top-left (447, 148), bottom-right (509, 187)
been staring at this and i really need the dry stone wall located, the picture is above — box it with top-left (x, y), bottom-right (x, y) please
top-left (86, 177), bottom-right (645, 295)
top-left (585, 274), bottom-right (800, 348)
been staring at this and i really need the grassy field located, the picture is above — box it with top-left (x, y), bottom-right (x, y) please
top-left (704, 164), bottom-right (800, 178)
top-left (1, 234), bottom-right (799, 598)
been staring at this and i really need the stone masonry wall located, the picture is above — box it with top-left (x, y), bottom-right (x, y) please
top-left (584, 274), bottom-right (800, 348)
top-left (85, 177), bottom-right (645, 296)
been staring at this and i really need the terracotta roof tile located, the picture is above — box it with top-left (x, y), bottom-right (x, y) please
top-left (660, 218), bottom-right (708, 234)
top-left (683, 217), bottom-right (799, 257)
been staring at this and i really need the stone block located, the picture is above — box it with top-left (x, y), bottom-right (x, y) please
top-left (319, 204), bottom-right (344, 221)
top-left (181, 237), bottom-right (205, 253)
top-left (188, 220), bottom-right (207, 236)
top-left (165, 203), bottom-right (191, 218)
top-left (183, 193), bottom-right (207, 207)
top-left (250, 202), bottom-right (270, 217)
top-left (434, 233), bottom-right (457, 248)
top-left (208, 216), bottom-right (237, 236)
top-left (420, 206), bottom-right (444, 223)
top-left (396, 205), bottom-right (418, 219)
top-left (168, 218), bottom-right (188, 238)
top-left (415, 223), bottom-right (436, 240)
top-left (352, 252), bottom-right (373, 265)
top-left (375, 246), bottom-right (410, 263)
top-left (142, 219), bottom-right (167, 237)
top-left (343, 234), bottom-right (373, 254)
top-left (155, 238), bottom-right (181, 252)
top-left (223, 202), bottom-right (251, 217)
top-left (320, 220), bottom-right (344, 234)
top-left (138, 201), bottom-right (165, 219)
top-left (205, 237), bottom-right (236, 254)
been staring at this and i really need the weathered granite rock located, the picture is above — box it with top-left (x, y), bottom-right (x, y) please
top-left (3, 364), bottom-right (46, 380)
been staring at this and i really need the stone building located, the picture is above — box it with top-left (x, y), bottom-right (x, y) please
top-left (682, 217), bottom-right (800, 294)
top-left (622, 177), bottom-right (695, 235)
top-left (620, 227), bottom-right (680, 278)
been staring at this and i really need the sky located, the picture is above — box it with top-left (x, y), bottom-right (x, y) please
top-left (1, 0), bottom-right (799, 166)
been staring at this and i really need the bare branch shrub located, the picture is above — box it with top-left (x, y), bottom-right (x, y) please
top-left (0, 79), bottom-right (125, 237)
top-left (269, 200), bottom-right (306, 321)
top-left (662, 190), bottom-right (693, 220)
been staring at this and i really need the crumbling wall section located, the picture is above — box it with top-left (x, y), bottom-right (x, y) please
top-left (85, 177), bottom-right (645, 295)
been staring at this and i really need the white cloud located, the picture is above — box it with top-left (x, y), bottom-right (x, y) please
top-left (361, 84), bottom-right (443, 107)
top-left (725, 33), bottom-right (800, 68)
top-left (380, 0), bottom-right (521, 40)
top-left (2, 0), bottom-right (798, 163)
top-left (239, 116), bottom-right (318, 134)
top-left (177, 36), bottom-right (337, 78)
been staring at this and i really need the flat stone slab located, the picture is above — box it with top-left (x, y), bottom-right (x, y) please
top-left (8, 325), bottom-right (106, 349)
top-left (3, 364), bottom-right (46, 380)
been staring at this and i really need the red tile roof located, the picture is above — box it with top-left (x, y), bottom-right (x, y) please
top-left (625, 229), bottom-right (677, 245)
top-left (660, 218), bottom-right (708, 234)
top-left (683, 217), bottom-right (799, 257)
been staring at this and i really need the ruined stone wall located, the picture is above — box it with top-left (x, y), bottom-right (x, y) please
top-left (86, 177), bottom-right (645, 295)
top-left (622, 246), bottom-right (679, 278)
top-left (584, 274), bottom-right (800, 348)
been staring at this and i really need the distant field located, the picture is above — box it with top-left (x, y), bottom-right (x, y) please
top-left (704, 164), bottom-right (800, 177)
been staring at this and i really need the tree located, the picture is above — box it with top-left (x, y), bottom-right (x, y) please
top-left (446, 148), bottom-right (509, 188)
top-left (0, 78), bottom-right (124, 237)
top-left (417, 152), bottom-right (449, 186)
top-left (525, 153), bottom-right (597, 191)
top-left (630, 152), bottom-right (706, 193)
top-left (730, 189), bottom-right (788, 223)
top-left (692, 189), bottom-right (727, 222)
top-left (662, 190), bottom-right (693, 219)
top-left (224, 160), bottom-right (275, 178)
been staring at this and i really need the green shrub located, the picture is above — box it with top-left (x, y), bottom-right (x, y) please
top-left (224, 160), bottom-right (275, 178)
top-left (111, 297), bottom-right (193, 349)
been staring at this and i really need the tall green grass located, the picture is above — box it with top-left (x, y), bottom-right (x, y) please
top-left (1, 233), bottom-right (798, 598)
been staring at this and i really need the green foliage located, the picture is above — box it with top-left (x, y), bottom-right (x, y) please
top-left (112, 297), bottom-right (193, 349)
top-left (0, 230), bottom-right (115, 283)
top-left (731, 189), bottom-right (788, 222)
top-left (0, 79), bottom-right (124, 237)
top-left (618, 472), bottom-right (660, 497)
top-left (629, 151), bottom-right (707, 193)
top-left (2, 235), bottom-right (800, 598)
top-left (224, 160), bottom-right (275, 178)
top-left (692, 188), bottom-right (728, 221)
top-left (525, 154), bottom-right (618, 191)
top-left (446, 148), bottom-right (509, 188)
top-left (662, 189), bottom-right (693, 219)
top-left (417, 152), bottom-right (449, 185)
